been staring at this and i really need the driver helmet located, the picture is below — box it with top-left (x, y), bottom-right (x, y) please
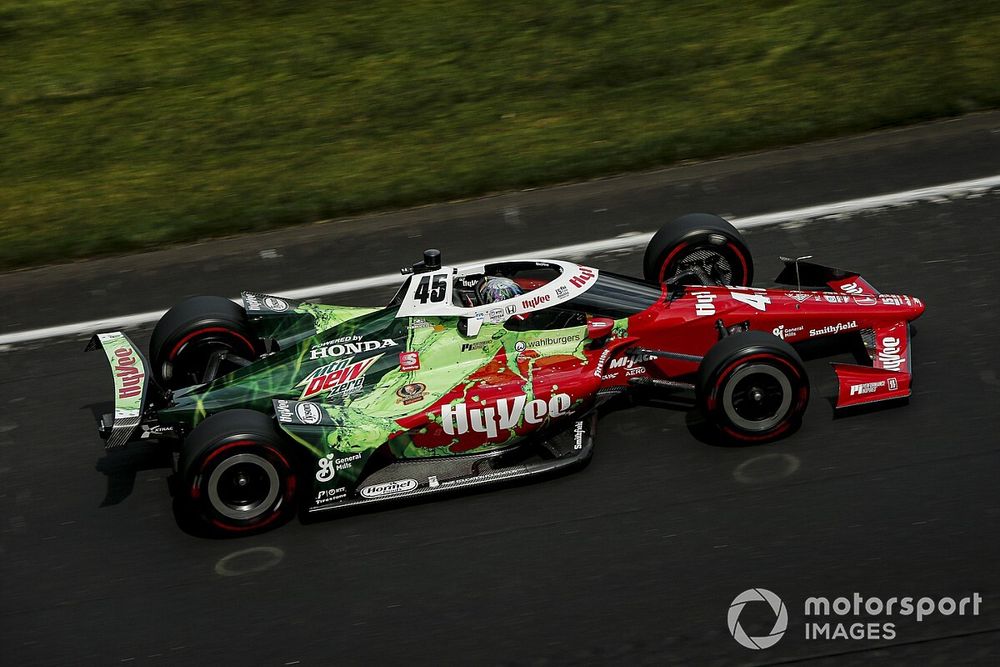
top-left (477, 277), bottom-right (523, 303)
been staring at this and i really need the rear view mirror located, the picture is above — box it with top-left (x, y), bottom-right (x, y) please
top-left (459, 316), bottom-right (483, 338)
top-left (587, 316), bottom-right (615, 342)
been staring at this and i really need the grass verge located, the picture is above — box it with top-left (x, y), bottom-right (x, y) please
top-left (1, 0), bottom-right (998, 269)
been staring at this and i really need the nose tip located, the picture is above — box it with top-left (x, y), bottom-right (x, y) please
top-left (911, 296), bottom-right (926, 319)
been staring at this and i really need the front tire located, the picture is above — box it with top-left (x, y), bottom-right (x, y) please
top-left (697, 331), bottom-right (808, 442)
top-left (178, 410), bottom-right (298, 536)
top-left (643, 213), bottom-right (753, 286)
top-left (150, 296), bottom-right (261, 389)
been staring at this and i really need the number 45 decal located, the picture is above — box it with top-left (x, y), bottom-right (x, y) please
top-left (414, 274), bottom-right (448, 304)
top-left (729, 285), bottom-right (770, 311)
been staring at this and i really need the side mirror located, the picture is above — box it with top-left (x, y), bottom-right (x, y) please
top-left (458, 315), bottom-right (483, 338)
top-left (587, 316), bottom-right (615, 343)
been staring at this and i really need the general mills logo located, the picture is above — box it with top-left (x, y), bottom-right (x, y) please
top-left (728, 588), bottom-right (788, 649)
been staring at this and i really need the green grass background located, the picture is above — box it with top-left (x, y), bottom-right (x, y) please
top-left (1, 0), bottom-right (998, 269)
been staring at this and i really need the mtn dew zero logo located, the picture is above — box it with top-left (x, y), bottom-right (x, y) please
top-left (441, 393), bottom-right (572, 439)
top-left (297, 356), bottom-right (379, 400)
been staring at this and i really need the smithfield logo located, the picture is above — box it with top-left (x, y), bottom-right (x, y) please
top-left (728, 588), bottom-right (788, 650)
top-left (360, 479), bottom-right (418, 499)
top-left (808, 320), bottom-right (857, 337)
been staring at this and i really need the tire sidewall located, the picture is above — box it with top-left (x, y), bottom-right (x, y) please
top-left (643, 213), bottom-right (753, 286)
top-left (697, 333), bottom-right (809, 443)
top-left (149, 296), bottom-right (260, 389)
top-left (180, 411), bottom-right (298, 536)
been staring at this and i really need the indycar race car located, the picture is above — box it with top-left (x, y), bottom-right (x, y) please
top-left (90, 213), bottom-right (925, 535)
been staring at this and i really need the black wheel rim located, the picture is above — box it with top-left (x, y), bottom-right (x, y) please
top-left (207, 453), bottom-right (280, 520)
top-left (721, 363), bottom-right (793, 432)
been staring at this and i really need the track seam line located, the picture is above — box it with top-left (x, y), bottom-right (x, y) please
top-left (2, 174), bottom-right (998, 345)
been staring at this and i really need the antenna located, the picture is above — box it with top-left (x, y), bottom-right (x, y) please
top-left (794, 255), bottom-right (812, 292)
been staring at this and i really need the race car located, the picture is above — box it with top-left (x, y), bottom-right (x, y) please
top-left (90, 213), bottom-right (925, 535)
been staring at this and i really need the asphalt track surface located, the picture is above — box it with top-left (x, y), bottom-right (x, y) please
top-left (2, 113), bottom-right (1000, 665)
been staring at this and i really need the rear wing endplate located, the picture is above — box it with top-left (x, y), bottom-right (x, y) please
top-left (86, 331), bottom-right (151, 448)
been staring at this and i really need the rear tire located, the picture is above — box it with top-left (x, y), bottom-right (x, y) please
top-left (178, 409), bottom-right (298, 536)
top-left (643, 213), bottom-right (753, 286)
top-left (697, 331), bottom-right (808, 442)
top-left (150, 296), bottom-right (261, 389)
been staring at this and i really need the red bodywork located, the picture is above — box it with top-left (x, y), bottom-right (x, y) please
top-left (587, 281), bottom-right (924, 409)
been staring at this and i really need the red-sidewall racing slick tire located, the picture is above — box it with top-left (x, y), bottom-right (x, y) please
top-left (149, 296), bottom-right (261, 390)
top-left (697, 331), bottom-right (809, 443)
top-left (179, 410), bottom-right (299, 536)
top-left (643, 213), bottom-right (753, 287)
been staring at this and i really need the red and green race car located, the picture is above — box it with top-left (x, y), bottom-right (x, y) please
top-left (90, 213), bottom-right (925, 535)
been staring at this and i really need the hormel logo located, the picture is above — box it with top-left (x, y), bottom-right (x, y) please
top-left (441, 393), bottom-right (571, 439)
top-left (850, 381), bottom-right (885, 396)
top-left (360, 479), bottom-right (418, 499)
top-left (569, 266), bottom-right (596, 289)
top-left (298, 356), bottom-right (378, 400)
top-left (521, 294), bottom-right (551, 310)
top-left (309, 338), bottom-right (397, 360)
top-left (113, 347), bottom-right (143, 399)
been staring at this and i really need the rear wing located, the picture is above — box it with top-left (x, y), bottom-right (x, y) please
top-left (86, 331), bottom-right (151, 448)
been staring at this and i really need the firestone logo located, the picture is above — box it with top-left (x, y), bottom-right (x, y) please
top-left (728, 589), bottom-right (788, 650)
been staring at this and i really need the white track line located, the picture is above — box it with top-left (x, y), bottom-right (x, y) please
top-left (3, 174), bottom-right (999, 346)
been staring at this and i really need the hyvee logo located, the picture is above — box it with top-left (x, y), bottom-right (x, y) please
top-left (879, 336), bottom-right (904, 371)
top-left (692, 290), bottom-right (717, 316)
top-left (521, 294), bottom-right (551, 310)
top-left (728, 589), bottom-right (788, 650)
top-left (113, 347), bottom-right (144, 399)
top-left (309, 338), bottom-right (397, 360)
top-left (441, 393), bottom-right (571, 439)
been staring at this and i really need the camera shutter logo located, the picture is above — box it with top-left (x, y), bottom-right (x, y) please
top-left (728, 588), bottom-right (788, 649)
